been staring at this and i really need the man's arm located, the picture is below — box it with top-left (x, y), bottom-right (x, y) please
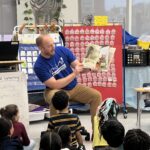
top-left (71, 59), bottom-right (80, 68)
top-left (44, 64), bottom-right (83, 89)
top-left (44, 72), bottom-right (76, 89)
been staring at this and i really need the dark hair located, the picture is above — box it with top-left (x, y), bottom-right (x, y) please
top-left (0, 118), bottom-right (12, 140)
top-left (0, 104), bottom-right (18, 122)
top-left (52, 91), bottom-right (69, 111)
top-left (123, 129), bottom-right (150, 150)
top-left (39, 131), bottom-right (62, 150)
top-left (55, 125), bottom-right (71, 148)
top-left (100, 118), bottom-right (125, 148)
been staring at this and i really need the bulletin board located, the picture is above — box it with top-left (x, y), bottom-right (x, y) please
top-left (0, 72), bottom-right (29, 128)
top-left (18, 33), bottom-right (63, 91)
top-left (63, 26), bottom-right (123, 104)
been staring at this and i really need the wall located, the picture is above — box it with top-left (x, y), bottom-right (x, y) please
top-left (0, 0), bottom-right (17, 35)
top-left (16, 0), bottom-right (79, 25)
top-left (16, 0), bottom-right (34, 26)
top-left (0, 72), bottom-right (29, 129)
top-left (62, 0), bottom-right (79, 23)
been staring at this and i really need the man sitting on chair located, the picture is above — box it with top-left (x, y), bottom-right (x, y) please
top-left (34, 34), bottom-right (101, 129)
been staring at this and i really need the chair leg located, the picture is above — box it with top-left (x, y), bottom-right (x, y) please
top-left (80, 126), bottom-right (90, 141)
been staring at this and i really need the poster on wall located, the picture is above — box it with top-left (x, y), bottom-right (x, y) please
top-left (16, 0), bottom-right (79, 28)
top-left (63, 26), bottom-right (123, 104)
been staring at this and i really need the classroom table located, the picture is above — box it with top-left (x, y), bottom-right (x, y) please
top-left (0, 60), bottom-right (24, 71)
top-left (134, 87), bottom-right (150, 128)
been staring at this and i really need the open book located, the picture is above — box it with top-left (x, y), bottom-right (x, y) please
top-left (82, 44), bottom-right (116, 71)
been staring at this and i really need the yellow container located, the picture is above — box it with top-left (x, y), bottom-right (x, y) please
top-left (142, 41), bottom-right (149, 50)
top-left (137, 40), bottom-right (142, 47)
top-left (138, 40), bottom-right (149, 50)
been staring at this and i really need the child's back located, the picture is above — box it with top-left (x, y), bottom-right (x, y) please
top-left (0, 104), bottom-right (35, 150)
top-left (48, 90), bottom-right (85, 149)
top-left (13, 121), bottom-right (30, 146)
top-left (48, 113), bottom-right (81, 146)
top-left (0, 136), bottom-right (23, 150)
top-left (55, 125), bottom-right (77, 150)
top-left (93, 98), bottom-right (123, 150)
top-left (0, 117), bottom-right (23, 150)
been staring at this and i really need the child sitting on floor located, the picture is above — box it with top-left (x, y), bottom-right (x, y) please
top-left (123, 129), bottom-right (150, 150)
top-left (100, 119), bottom-right (125, 150)
top-left (40, 131), bottom-right (62, 150)
top-left (47, 90), bottom-right (86, 150)
top-left (0, 104), bottom-right (36, 150)
top-left (0, 117), bottom-right (23, 150)
top-left (93, 98), bottom-right (123, 150)
top-left (55, 125), bottom-right (77, 150)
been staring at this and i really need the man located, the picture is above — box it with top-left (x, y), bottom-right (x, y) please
top-left (34, 34), bottom-right (101, 128)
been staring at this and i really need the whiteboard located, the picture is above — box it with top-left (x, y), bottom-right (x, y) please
top-left (0, 72), bottom-right (29, 128)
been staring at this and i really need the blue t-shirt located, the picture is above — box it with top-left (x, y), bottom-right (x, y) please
top-left (34, 46), bottom-right (77, 90)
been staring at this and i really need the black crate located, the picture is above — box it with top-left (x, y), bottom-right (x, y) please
top-left (148, 51), bottom-right (150, 65)
top-left (125, 49), bottom-right (148, 66)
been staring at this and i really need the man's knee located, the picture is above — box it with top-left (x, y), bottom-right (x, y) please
top-left (44, 89), bottom-right (60, 104)
top-left (92, 90), bottom-right (102, 105)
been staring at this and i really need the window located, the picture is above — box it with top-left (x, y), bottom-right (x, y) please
top-left (132, 0), bottom-right (150, 36)
top-left (0, 0), bottom-right (17, 35)
top-left (79, 0), bottom-right (127, 28)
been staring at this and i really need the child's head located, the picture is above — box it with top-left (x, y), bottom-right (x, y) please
top-left (100, 118), bottom-right (125, 148)
top-left (40, 131), bottom-right (62, 150)
top-left (123, 129), bottom-right (150, 150)
top-left (55, 125), bottom-right (71, 147)
top-left (0, 104), bottom-right (19, 122)
top-left (52, 91), bottom-right (69, 111)
top-left (0, 118), bottom-right (14, 140)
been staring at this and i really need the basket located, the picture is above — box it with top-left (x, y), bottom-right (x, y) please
top-left (148, 51), bottom-right (150, 65)
top-left (125, 49), bottom-right (148, 66)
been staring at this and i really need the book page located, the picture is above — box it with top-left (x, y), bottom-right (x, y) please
top-left (82, 44), bottom-right (116, 71)
top-left (108, 47), bottom-right (116, 65)
top-left (98, 46), bottom-right (110, 71)
top-left (82, 44), bottom-right (101, 69)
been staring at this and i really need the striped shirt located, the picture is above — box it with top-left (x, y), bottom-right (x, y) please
top-left (48, 113), bottom-right (82, 145)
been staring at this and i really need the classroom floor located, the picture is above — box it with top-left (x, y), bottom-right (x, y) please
top-left (28, 112), bottom-right (150, 150)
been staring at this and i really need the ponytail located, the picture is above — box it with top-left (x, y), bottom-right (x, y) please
top-left (0, 107), bottom-right (6, 117)
top-left (0, 104), bottom-right (18, 121)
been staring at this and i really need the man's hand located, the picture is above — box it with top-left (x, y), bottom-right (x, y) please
top-left (82, 67), bottom-right (91, 73)
top-left (74, 63), bottom-right (83, 75)
top-left (90, 68), bottom-right (99, 72)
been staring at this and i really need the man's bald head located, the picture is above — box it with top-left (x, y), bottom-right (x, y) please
top-left (36, 35), bottom-right (44, 47)
top-left (36, 34), bottom-right (55, 57)
top-left (36, 34), bottom-right (54, 47)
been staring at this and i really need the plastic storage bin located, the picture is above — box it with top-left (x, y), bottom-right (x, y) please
top-left (125, 49), bottom-right (148, 66)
